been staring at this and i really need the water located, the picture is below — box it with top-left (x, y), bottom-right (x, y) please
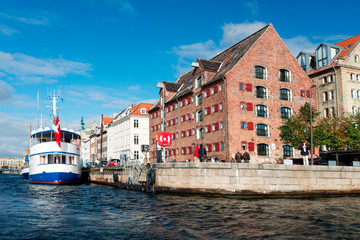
top-left (1, 174), bottom-right (360, 240)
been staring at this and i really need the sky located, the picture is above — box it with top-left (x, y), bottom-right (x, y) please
top-left (0, 0), bottom-right (359, 157)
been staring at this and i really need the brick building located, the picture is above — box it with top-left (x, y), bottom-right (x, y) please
top-left (149, 24), bottom-right (315, 163)
top-left (297, 34), bottom-right (360, 118)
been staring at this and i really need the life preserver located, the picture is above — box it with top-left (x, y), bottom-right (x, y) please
top-left (147, 168), bottom-right (156, 186)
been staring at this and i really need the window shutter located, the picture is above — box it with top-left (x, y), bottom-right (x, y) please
top-left (215, 122), bottom-right (219, 130)
top-left (306, 90), bottom-right (311, 98)
top-left (207, 106), bottom-right (211, 114)
top-left (189, 147), bottom-right (193, 154)
top-left (208, 144), bottom-right (212, 152)
top-left (188, 97), bottom-right (191, 104)
top-left (215, 104), bottom-right (219, 112)
top-left (184, 147), bottom-right (187, 155)
top-left (248, 142), bottom-right (255, 151)
top-left (215, 143), bottom-right (220, 151)
top-left (248, 122), bottom-right (254, 130)
top-left (188, 129), bottom-right (192, 136)
top-left (247, 102), bottom-right (253, 111)
top-left (214, 85), bottom-right (218, 93)
top-left (208, 125), bottom-right (212, 132)
top-left (246, 83), bottom-right (252, 92)
top-left (206, 89), bottom-right (210, 97)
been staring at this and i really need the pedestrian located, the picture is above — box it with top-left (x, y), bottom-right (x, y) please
top-left (243, 150), bottom-right (250, 163)
top-left (194, 145), bottom-right (200, 162)
top-left (199, 144), bottom-right (207, 162)
top-left (299, 140), bottom-right (310, 165)
top-left (235, 150), bottom-right (242, 163)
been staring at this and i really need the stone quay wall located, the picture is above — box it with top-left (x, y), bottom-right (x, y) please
top-left (152, 163), bottom-right (360, 195)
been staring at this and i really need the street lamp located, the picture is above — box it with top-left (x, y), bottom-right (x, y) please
top-left (310, 84), bottom-right (317, 165)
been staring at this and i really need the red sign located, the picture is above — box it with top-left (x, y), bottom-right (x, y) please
top-left (158, 131), bottom-right (172, 147)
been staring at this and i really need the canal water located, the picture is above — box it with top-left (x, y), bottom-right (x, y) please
top-left (1, 174), bottom-right (360, 239)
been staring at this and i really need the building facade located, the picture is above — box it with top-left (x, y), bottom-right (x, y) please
top-left (149, 24), bottom-right (316, 163)
top-left (297, 34), bottom-right (360, 118)
top-left (107, 103), bottom-right (152, 164)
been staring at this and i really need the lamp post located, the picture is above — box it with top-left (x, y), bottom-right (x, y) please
top-left (310, 84), bottom-right (317, 165)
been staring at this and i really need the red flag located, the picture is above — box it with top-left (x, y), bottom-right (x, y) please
top-left (55, 115), bottom-right (61, 148)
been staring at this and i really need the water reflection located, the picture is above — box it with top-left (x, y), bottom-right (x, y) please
top-left (1, 174), bottom-right (360, 239)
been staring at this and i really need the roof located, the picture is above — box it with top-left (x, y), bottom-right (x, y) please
top-left (151, 24), bottom-right (271, 105)
top-left (102, 117), bottom-right (113, 126)
top-left (308, 34), bottom-right (360, 75)
top-left (130, 103), bottom-right (153, 116)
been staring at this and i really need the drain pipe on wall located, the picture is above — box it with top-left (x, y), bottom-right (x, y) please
top-left (223, 77), bottom-right (229, 162)
top-left (332, 66), bottom-right (339, 116)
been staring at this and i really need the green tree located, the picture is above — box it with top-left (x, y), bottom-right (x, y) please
top-left (280, 103), bottom-right (319, 148)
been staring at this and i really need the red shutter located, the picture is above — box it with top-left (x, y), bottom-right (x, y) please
top-left (172, 103), bottom-right (175, 109)
top-left (208, 125), bottom-right (212, 132)
top-left (184, 147), bottom-right (187, 155)
top-left (207, 89), bottom-right (210, 97)
top-left (188, 97), bottom-right (191, 104)
top-left (215, 122), bottom-right (219, 130)
top-left (246, 83), bottom-right (252, 92)
top-left (247, 102), bottom-right (253, 111)
top-left (214, 85), bottom-right (218, 93)
top-left (248, 142), bottom-right (255, 151)
top-left (189, 147), bottom-right (193, 154)
top-left (208, 144), bottom-right (212, 152)
top-left (248, 122), bottom-right (254, 130)
top-left (215, 104), bottom-right (219, 112)
top-left (216, 143), bottom-right (220, 151)
top-left (306, 90), bottom-right (311, 98)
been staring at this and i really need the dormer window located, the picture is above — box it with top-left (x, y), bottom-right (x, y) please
top-left (255, 66), bottom-right (266, 79)
top-left (140, 108), bottom-right (146, 114)
top-left (316, 44), bottom-right (341, 69)
top-left (195, 76), bottom-right (202, 88)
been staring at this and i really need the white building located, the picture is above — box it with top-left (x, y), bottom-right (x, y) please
top-left (107, 103), bottom-right (152, 164)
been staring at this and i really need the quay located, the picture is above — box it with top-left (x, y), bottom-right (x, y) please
top-left (88, 163), bottom-right (360, 196)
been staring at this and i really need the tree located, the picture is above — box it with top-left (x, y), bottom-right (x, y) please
top-left (280, 103), bottom-right (320, 148)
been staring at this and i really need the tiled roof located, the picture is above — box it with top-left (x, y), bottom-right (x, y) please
top-left (164, 82), bottom-right (182, 92)
top-left (102, 117), bottom-right (113, 126)
top-left (198, 59), bottom-right (222, 71)
top-left (308, 34), bottom-right (360, 75)
top-left (130, 103), bottom-right (153, 116)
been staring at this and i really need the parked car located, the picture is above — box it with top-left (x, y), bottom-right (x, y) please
top-left (107, 159), bottom-right (121, 167)
top-left (100, 161), bottom-right (107, 167)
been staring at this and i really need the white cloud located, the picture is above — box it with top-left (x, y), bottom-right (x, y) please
top-left (220, 21), bottom-right (267, 46)
top-left (313, 34), bottom-right (352, 42)
top-left (0, 113), bottom-right (32, 157)
top-left (0, 24), bottom-right (20, 36)
top-left (244, 0), bottom-right (259, 16)
top-left (0, 80), bottom-right (14, 101)
top-left (127, 84), bottom-right (141, 91)
top-left (0, 51), bottom-right (92, 84)
top-left (0, 12), bottom-right (49, 25)
top-left (283, 36), bottom-right (319, 56)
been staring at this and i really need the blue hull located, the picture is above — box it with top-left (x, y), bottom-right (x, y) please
top-left (21, 172), bottom-right (29, 179)
top-left (29, 172), bottom-right (81, 185)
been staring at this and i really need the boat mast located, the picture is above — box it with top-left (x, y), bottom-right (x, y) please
top-left (46, 88), bottom-right (62, 125)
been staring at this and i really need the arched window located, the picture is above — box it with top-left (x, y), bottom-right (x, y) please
top-left (196, 93), bottom-right (202, 106)
top-left (282, 145), bottom-right (293, 157)
top-left (195, 76), bottom-right (202, 88)
top-left (255, 86), bottom-right (267, 99)
top-left (196, 110), bottom-right (203, 122)
top-left (256, 124), bottom-right (269, 136)
top-left (255, 104), bottom-right (268, 117)
top-left (255, 66), bottom-right (266, 79)
top-left (257, 143), bottom-right (269, 156)
top-left (279, 69), bottom-right (291, 82)
top-left (280, 88), bottom-right (292, 101)
top-left (280, 107), bottom-right (292, 119)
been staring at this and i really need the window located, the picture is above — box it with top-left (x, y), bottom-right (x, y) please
top-left (323, 92), bottom-right (328, 102)
top-left (195, 76), bottom-right (202, 88)
top-left (212, 124), bottom-right (216, 131)
top-left (134, 151), bottom-right (139, 160)
top-left (255, 86), bottom-right (267, 99)
top-left (240, 83), bottom-right (245, 90)
top-left (219, 103), bottom-right (223, 110)
top-left (211, 88), bottom-right (215, 94)
top-left (355, 55), bottom-right (359, 63)
top-left (255, 66), bottom-right (266, 79)
top-left (280, 88), bottom-right (291, 101)
top-left (351, 73), bottom-right (355, 81)
top-left (357, 75), bottom-right (360, 81)
top-left (324, 108), bottom-right (329, 118)
top-left (280, 107), bottom-right (292, 119)
top-left (134, 119), bottom-right (139, 128)
top-left (241, 122), bottom-right (246, 129)
top-left (317, 45), bottom-right (328, 68)
top-left (220, 122), bottom-right (223, 129)
top-left (257, 144), bottom-right (269, 156)
top-left (322, 76), bottom-right (327, 84)
top-left (134, 134), bottom-right (139, 145)
top-left (219, 84), bottom-right (222, 91)
top-left (283, 145), bottom-right (293, 157)
top-left (196, 93), bottom-right (202, 106)
top-left (255, 104), bottom-right (268, 117)
top-left (352, 89), bottom-right (356, 99)
top-left (140, 108), bottom-right (146, 114)
top-left (204, 107), bottom-right (209, 115)
top-left (192, 128), bottom-right (195, 135)
top-left (256, 124), bottom-right (269, 136)
top-left (328, 75), bottom-right (333, 83)
top-left (279, 69), bottom-right (290, 82)
top-left (329, 90), bottom-right (334, 100)
top-left (197, 127), bottom-right (203, 140)
top-left (353, 106), bottom-right (357, 115)
top-left (242, 142), bottom-right (247, 150)
top-left (240, 102), bottom-right (246, 109)
top-left (221, 142), bottom-right (224, 150)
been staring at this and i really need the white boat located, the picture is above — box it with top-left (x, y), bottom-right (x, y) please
top-left (28, 90), bottom-right (82, 185)
top-left (20, 150), bottom-right (30, 179)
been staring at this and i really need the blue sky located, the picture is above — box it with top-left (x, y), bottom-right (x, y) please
top-left (0, 0), bottom-right (359, 157)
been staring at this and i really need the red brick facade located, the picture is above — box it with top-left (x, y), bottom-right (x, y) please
top-left (149, 24), bottom-right (316, 163)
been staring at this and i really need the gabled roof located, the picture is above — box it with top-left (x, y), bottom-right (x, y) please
top-left (130, 103), bottom-right (153, 116)
top-left (164, 82), bottom-right (182, 92)
top-left (308, 34), bottom-right (360, 75)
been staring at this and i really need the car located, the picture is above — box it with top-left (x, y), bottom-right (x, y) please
top-left (107, 159), bottom-right (121, 167)
top-left (100, 161), bottom-right (107, 167)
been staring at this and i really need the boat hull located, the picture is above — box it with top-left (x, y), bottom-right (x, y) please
top-left (20, 167), bottom-right (29, 179)
top-left (29, 171), bottom-right (81, 185)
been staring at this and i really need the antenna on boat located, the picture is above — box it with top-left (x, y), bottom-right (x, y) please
top-left (46, 87), bottom-right (62, 125)
top-left (36, 89), bottom-right (40, 129)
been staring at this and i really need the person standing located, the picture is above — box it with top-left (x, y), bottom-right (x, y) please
top-left (194, 145), bottom-right (200, 163)
top-left (299, 140), bottom-right (310, 165)
top-left (243, 151), bottom-right (250, 163)
top-left (235, 150), bottom-right (242, 163)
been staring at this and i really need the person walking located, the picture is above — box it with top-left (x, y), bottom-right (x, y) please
top-left (243, 151), bottom-right (250, 163)
top-left (299, 140), bottom-right (310, 165)
top-left (235, 150), bottom-right (242, 163)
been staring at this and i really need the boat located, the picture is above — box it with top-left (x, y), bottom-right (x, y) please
top-left (20, 149), bottom-right (30, 179)
top-left (28, 90), bottom-right (82, 184)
